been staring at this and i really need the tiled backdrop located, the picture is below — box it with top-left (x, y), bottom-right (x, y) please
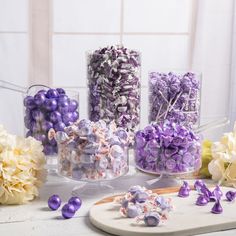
top-left (0, 0), bottom-right (234, 140)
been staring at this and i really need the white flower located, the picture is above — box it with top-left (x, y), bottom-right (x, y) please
top-left (0, 127), bottom-right (46, 205)
top-left (208, 159), bottom-right (225, 181)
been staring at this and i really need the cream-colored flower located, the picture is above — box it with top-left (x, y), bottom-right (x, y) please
top-left (220, 133), bottom-right (236, 152)
top-left (208, 158), bottom-right (225, 181)
top-left (211, 142), bottom-right (226, 157)
top-left (0, 127), bottom-right (46, 205)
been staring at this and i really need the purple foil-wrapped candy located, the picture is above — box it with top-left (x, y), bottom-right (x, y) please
top-left (225, 191), bottom-right (236, 202)
top-left (212, 185), bottom-right (223, 201)
top-left (178, 186), bottom-right (189, 198)
top-left (194, 180), bottom-right (204, 190)
top-left (211, 200), bottom-right (223, 214)
top-left (196, 195), bottom-right (208, 206)
top-left (135, 121), bottom-right (201, 174)
top-left (88, 45), bottom-right (141, 133)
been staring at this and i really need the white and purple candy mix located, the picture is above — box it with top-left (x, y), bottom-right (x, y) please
top-left (88, 45), bottom-right (141, 133)
top-left (149, 72), bottom-right (200, 128)
top-left (115, 185), bottom-right (173, 227)
top-left (135, 121), bottom-right (201, 174)
top-left (55, 119), bottom-right (129, 181)
top-left (24, 88), bottom-right (79, 155)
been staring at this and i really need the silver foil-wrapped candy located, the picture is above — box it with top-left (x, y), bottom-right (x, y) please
top-left (88, 45), bottom-right (141, 134)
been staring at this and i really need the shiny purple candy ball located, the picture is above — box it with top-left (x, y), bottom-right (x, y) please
top-left (48, 194), bottom-right (61, 210)
top-left (46, 88), bottom-right (59, 98)
top-left (34, 92), bottom-right (46, 106)
top-left (61, 203), bottom-right (76, 219)
top-left (68, 196), bottom-right (82, 211)
top-left (44, 99), bottom-right (57, 111)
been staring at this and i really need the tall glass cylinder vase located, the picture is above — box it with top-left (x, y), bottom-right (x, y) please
top-left (87, 45), bottom-right (141, 135)
top-left (23, 85), bottom-right (79, 173)
top-left (149, 71), bottom-right (201, 129)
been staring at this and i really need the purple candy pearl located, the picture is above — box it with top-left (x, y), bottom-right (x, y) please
top-left (62, 112), bottom-right (74, 125)
top-left (50, 111), bottom-right (62, 123)
top-left (48, 195), bottom-right (61, 210)
top-left (68, 196), bottom-right (82, 211)
top-left (72, 111), bottom-right (79, 122)
top-left (32, 109), bottom-right (44, 121)
top-left (56, 88), bottom-right (66, 95)
top-left (46, 88), bottom-right (59, 98)
top-left (68, 99), bottom-right (78, 112)
top-left (24, 96), bottom-right (36, 109)
top-left (62, 203), bottom-right (76, 219)
top-left (41, 121), bottom-right (53, 132)
top-left (54, 121), bottom-right (66, 131)
top-left (44, 99), bottom-right (57, 111)
top-left (34, 92), bottom-right (46, 106)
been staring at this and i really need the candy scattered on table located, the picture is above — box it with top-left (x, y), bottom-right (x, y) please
top-left (135, 121), bottom-right (201, 174)
top-left (115, 185), bottom-right (173, 227)
top-left (24, 87), bottom-right (79, 155)
top-left (149, 72), bottom-right (200, 128)
top-left (48, 195), bottom-right (61, 210)
top-left (68, 196), bottom-right (82, 211)
top-left (225, 191), bottom-right (236, 202)
top-left (47, 194), bottom-right (82, 219)
top-left (211, 201), bottom-right (223, 214)
top-left (61, 203), bottom-right (76, 219)
top-left (178, 180), bottom-right (234, 214)
top-left (54, 119), bottom-right (129, 181)
top-left (196, 195), bottom-right (208, 206)
top-left (178, 181), bottom-right (190, 198)
top-left (88, 45), bottom-right (141, 133)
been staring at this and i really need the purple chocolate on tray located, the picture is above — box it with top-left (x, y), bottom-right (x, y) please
top-left (149, 72), bottom-right (200, 128)
top-left (88, 45), bottom-right (141, 133)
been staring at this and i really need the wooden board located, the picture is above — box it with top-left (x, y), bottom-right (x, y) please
top-left (89, 186), bottom-right (236, 236)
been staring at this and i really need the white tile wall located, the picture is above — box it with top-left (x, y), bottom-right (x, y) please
top-left (53, 0), bottom-right (121, 32)
top-left (0, 34), bottom-right (28, 86)
top-left (52, 35), bottom-right (120, 87)
top-left (0, 88), bottom-right (24, 136)
top-left (200, 65), bottom-right (230, 118)
top-left (123, 35), bottom-right (189, 86)
top-left (0, 0), bottom-right (28, 31)
top-left (123, 0), bottom-right (191, 33)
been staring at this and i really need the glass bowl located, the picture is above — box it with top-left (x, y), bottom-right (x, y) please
top-left (134, 121), bottom-right (202, 187)
top-left (23, 85), bottom-right (79, 173)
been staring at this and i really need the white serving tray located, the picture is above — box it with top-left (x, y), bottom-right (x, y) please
top-left (89, 186), bottom-right (236, 236)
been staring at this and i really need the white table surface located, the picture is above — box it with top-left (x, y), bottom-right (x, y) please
top-left (0, 166), bottom-right (236, 236)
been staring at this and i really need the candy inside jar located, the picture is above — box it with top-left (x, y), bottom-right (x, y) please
top-left (55, 119), bottom-right (130, 181)
top-left (87, 45), bottom-right (141, 134)
top-left (23, 85), bottom-right (79, 156)
top-left (149, 72), bottom-right (201, 128)
top-left (135, 121), bottom-right (201, 175)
